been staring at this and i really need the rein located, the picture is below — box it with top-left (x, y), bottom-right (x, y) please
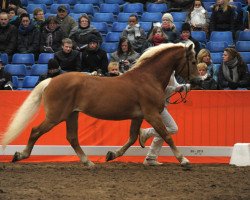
top-left (166, 84), bottom-right (189, 104)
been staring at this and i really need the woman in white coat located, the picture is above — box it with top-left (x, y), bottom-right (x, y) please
top-left (139, 72), bottom-right (190, 166)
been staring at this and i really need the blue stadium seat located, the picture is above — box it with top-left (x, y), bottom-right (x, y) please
top-left (57, 0), bottom-right (77, 5)
top-left (206, 41), bottom-right (229, 52)
top-left (191, 31), bottom-right (207, 46)
top-left (139, 22), bottom-right (152, 33)
top-left (19, 76), bottom-right (40, 90)
top-left (34, 0), bottom-right (53, 6)
top-left (4, 64), bottom-right (27, 76)
top-left (104, 0), bottom-right (125, 4)
top-left (69, 13), bottom-right (81, 21)
top-left (238, 31), bottom-right (250, 41)
top-left (26, 4), bottom-right (47, 14)
top-left (171, 12), bottom-right (187, 22)
top-left (117, 12), bottom-right (132, 22)
top-left (146, 3), bottom-right (168, 13)
top-left (12, 76), bottom-right (19, 89)
top-left (111, 22), bottom-right (127, 32)
top-left (92, 22), bottom-right (109, 35)
top-left (100, 4), bottom-right (120, 15)
top-left (80, 0), bottom-right (100, 7)
top-left (239, 52), bottom-right (250, 64)
top-left (141, 12), bottom-right (162, 22)
top-left (92, 13), bottom-right (115, 26)
top-left (210, 31), bottom-right (234, 45)
top-left (45, 13), bottom-right (56, 19)
top-left (203, 2), bottom-right (214, 12)
top-left (20, 0), bottom-right (28, 7)
top-left (101, 42), bottom-right (118, 53)
top-left (50, 4), bottom-right (71, 14)
top-left (174, 22), bottom-right (183, 32)
top-left (38, 53), bottom-right (54, 64)
top-left (105, 32), bottom-right (121, 42)
top-left (12, 53), bottom-right (35, 65)
top-left (247, 64), bottom-right (250, 72)
top-left (0, 53), bottom-right (8, 65)
top-left (229, 2), bottom-right (242, 12)
top-left (236, 41), bottom-right (250, 52)
top-left (30, 64), bottom-right (48, 76)
top-left (210, 52), bottom-right (223, 64)
top-left (123, 3), bottom-right (144, 15)
top-left (72, 4), bottom-right (95, 16)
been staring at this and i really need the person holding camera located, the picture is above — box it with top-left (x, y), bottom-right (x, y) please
top-left (0, 58), bottom-right (13, 90)
top-left (110, 37), bottom-right (140, 73)
top-left (218, 48), bottom-right (250, 90)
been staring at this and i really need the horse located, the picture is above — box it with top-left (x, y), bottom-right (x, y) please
top-left (1, 43), bottom-right (200, 168)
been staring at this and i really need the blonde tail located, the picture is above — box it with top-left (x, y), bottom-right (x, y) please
top-left (1, 78), bottom-right (52, 149)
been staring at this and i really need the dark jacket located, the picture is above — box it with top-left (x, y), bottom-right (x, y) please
top-left (17, 24), bottom-right (40, 54)
top-left (0, 23), bottom-right (17, 55)
top-left (81, 48), bottom-right (108, 75)
top-left (40, 26), bottom-right (66, 53)
top-left (54, 50), bottom-right (81, 72)
top-left (162, 27), bottom-right (179, 43)
top-left (0, 68), bottom-right (12, 90)
top-left (210, 5), bottom-right (236, 34)
top-left (200, 75), bottom-right (218, 90)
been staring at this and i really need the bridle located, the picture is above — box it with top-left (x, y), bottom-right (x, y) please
top-left (166, 84), bottom-right (190, 104)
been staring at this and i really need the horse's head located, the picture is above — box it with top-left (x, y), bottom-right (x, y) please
top-left (175, 44), bottom-right (201, 89)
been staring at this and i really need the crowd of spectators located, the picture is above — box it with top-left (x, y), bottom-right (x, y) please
top-left (0, 0), bottom-right (250, 90)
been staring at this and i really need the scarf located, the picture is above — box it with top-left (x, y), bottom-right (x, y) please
top-left (69, 25), bottom-right (95, 38)
top-left (151, 35), bottom-right (165, 46)
top-left (200, 73), bottom-right (208, 80)
top-left (191, 7), bottom-right (206, 26)
top-left (125, 24), bottom-right (141, 41)
top-left (222, 57), bottom-right (239, 82)
top-left (18, 23), bottom-right (35, 35)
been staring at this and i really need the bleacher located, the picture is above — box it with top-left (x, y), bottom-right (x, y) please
top-left (2, 0), bottom-right (250, 90)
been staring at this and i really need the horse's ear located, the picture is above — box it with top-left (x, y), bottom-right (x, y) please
top-left (187, 44), bottom-right (194, 52)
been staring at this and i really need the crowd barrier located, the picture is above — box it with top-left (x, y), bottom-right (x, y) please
top-left (0, 90), bottom-right (250, 163)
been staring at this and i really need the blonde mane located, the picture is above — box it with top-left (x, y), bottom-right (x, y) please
top-left (135, 43), bottom-right (185, 68)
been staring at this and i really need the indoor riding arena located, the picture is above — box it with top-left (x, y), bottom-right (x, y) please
top-left (1, 90), bottom-right (250, 200)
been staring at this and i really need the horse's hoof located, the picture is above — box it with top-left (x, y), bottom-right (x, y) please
top-left (84, 160), bottom-right (95, 167)
top-left (12, 152), bottom-right (21, 163)
top-left (106, 151), bottom-right (116, 162)
top-left (181, 163), bottom-right (192, 171)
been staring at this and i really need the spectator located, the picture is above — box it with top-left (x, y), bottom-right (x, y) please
top-left (37, 58), bottom-right (62, 83)
top-left (54, 38), bottom-right (81, 72)
top-left (7, 6), bottom-right (19, 27)
top-left (81, 34), bottom-right (108, 75)
top-left (0, 12), bottom-right (17, 58)
top-left (209, 0), bottom-right (236, 36)
top-left (40, 16), bottom-right (66, 53)
top-left (0, 0), bottom-right (9, 12)
top-left (161, 13), bottom-right (179, 43)
top-left (177, 22), bottom-right (200, 56)
top-left (110, 37), bottom-right (140, 73)
top-left (0, 58), bottom-right (13, 90)
top-left (186, 0), bottom-right (209, 34)
top-left (56, 5), bottom-right (77, 37)
top-left (242, 0), bottom-right (250, 31)
top-left (32, 8), bottom-right (45, 31)
top-left (121, 14), bottom-right (147, 54)
top-left (168, 0), bottom-right (194, 12)
top-left (69, 14), bottom-right (102, 51)
top-left (197, 62), bottom-right (218, 90)
top-left (8, 0), bottom-right (26, 16)
top-left (197, 48), bottom-right (219, 82)
top-left (218, 48), bottom-right (250, 90)
top-left (106, 61), bottom-right (122, 77)
top-left (17, 13), bottom-right (40, 58)
top-left (142, 26), bottom-right (168, 52)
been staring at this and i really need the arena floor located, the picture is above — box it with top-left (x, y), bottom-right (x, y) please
top-left (0, 162), bottom-right (249, 200)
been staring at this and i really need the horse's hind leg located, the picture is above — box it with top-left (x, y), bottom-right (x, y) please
top-left (106, 118), bottom-right (143, 161)
top-left (66, 112), bottom-right (94, 167)
top-left (12, 120), bottom-right (56, 162)
top-left (146, 114), bottom-right (190, 169)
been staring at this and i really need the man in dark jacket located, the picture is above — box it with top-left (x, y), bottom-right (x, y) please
top-left (54, 38), bottom-right (81, 72)
top-left (0, 58), bottom-right (13, 90)
top-left (0, 12), bottom-right (17, 58)
top-left (81, 34), bottom-right (109, 75)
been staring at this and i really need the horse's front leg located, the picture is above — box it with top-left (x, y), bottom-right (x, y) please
top-left (106, 118), bottom-right (143, 161)
top-left (145, 113), bottom-right (190, 169)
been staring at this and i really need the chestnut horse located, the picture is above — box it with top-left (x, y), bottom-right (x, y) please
top-left (1, 43), bottom-right (199, 167)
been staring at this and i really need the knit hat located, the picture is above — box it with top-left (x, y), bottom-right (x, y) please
top-left (181, 23), bottom-right (191, 32)
top-left (88, 34), bottom-right (99, 43)
top-left (162, 13), bottom-right (173, 23)
top-left (48, 59), bottom-right (59, 70)
top-left (58, 5), bottom-right (67, 12)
